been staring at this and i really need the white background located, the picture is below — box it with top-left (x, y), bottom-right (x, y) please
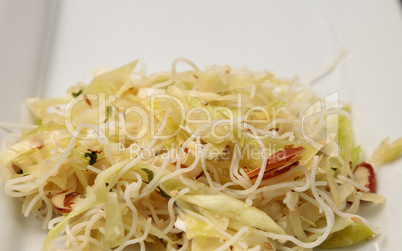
top-left (0, 0), bottom-right (401, 250)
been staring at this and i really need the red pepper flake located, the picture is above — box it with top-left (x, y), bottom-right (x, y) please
top-left (172, 161), bottom-right (188, 168)
top-left (83, 94), bottom-right (92, 106)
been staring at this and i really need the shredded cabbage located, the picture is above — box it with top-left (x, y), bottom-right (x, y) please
top-left (0, 59), bottom-right (389, 250)
top-left (372, 137), bottom-right (402, 165)
top-left (181, 194), bottom-right (285, 235)
top-left (319, 222), bottom-right (375, 249)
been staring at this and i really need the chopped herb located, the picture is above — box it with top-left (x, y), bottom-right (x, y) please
top-left (141, 168), bottom-right (154, 182)
top-left (157, 186), bottom-right (171, 198)
top-left (85, 151), bottom-right (98, 165)
top-left (104, 106), bottom-right (113, 122)
top-left (72, 89), bottom-right (83, 97)
top-left (331, 167), bottom-right (337, 171)
top-left (105, 182), bottom-right (112, 191)
top-left (140, 169), bottom-right (169, 197)
top-left (106, 106), bottom-right (113, 117)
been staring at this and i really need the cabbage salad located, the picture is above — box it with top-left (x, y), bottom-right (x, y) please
top-left (0, 59), bottom-right (396, 251)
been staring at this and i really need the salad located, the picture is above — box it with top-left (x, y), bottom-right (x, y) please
top-left (1, 59), bottom-right (401, 251)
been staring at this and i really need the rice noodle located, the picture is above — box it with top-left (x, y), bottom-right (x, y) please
top-left (124, 172), bottom-right (143, 241)
top-left (162, 188), bottom-right (190, 234)
top-left (115, 217), bottom-right (152, 251)
top-left (337, 174), bottom-right (370, 192)
top-left (23, 194), bottom-right (41, 217)
top-left (214, 226), bottom-right (249, 251)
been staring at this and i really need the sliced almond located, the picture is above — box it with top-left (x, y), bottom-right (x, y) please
top-left (12, 164), bottom-right (22, 174)
top-left (247, 145), bottom-right (305, 180)
top-left (353, 162), bottom-right (376, 192)
top-left (51, 191), bottom-right (84, 213)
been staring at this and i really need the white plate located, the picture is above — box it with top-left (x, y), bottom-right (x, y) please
top-left (1, 0), bottom-right (402, 250)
